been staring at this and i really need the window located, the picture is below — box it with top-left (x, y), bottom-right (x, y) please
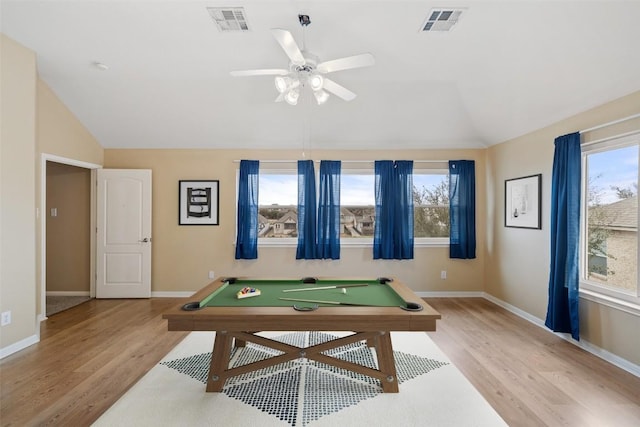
top-left (581, 134), bottom-right (639, 309)
top-left (258, 171), bottom-right (297, 239)
top-left (254, 164), bottom-right (450, 245)
top-left (340, 172), bottom-right (375, 239)
top-left (413, 172), bottom-right (450, 239)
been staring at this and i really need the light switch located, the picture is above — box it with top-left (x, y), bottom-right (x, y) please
top-left (51, 208), bottom-right (57, 217)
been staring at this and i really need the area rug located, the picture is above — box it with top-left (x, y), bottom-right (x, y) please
top-left (93, 331), bottom-right (506, 427)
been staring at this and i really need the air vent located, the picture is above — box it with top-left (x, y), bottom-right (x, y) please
top-left (207, 7), bottom-right (250, 32)
top-left (421, 9), bottom-right (465, 32)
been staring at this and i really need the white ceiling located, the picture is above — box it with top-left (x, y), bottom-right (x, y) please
top-left (2, 1), bottom-right (640, 150)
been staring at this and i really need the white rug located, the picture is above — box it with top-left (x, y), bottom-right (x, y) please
top-left (94, 331), bottom-right (507, 427)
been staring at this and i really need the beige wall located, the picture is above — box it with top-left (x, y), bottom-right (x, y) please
top-left (0, 35), bottom-right (37, 349)
top-left (486, 91), bottom-right (640, 366)
top-left (46, 162), bottom-right (91, 293)
top-left (37, 79), bottom-right (103, 165)
top-left (103, 149), bottom-right (486, 294)
top-left (1, 34), bottom-right (104, 353)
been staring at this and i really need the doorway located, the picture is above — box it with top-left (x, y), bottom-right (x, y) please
top-left (40, 154), bottom-right (101, 321)
top-left (45, 161), bottom-right (92, 315)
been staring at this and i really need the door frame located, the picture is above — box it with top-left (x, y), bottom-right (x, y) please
top-left (39, 153), bottom-right (101, 322)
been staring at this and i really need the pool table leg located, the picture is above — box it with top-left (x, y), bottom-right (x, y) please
top-left (206, 331), bottom-right (233, 392)
top-left (234, 331), bottom-right (258, 348)
top-left (373, 332), bottom-right (399, 393)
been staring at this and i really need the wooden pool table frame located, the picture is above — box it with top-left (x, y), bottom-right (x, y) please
top-left (163, 277), bottom-right (441, 393)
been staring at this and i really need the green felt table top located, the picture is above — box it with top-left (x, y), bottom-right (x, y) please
top-left (199, 278), bottom-right (408, 309)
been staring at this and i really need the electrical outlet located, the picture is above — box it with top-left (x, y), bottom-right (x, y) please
top-left (1, 311), bottom-right (11, 326)
top-left (208, 271), bottom-right (215, 279)
top-left (440, 270), bottom-right (447, 280)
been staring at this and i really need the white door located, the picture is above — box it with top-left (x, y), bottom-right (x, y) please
top-left (96, 169), bottom-right (152, 298)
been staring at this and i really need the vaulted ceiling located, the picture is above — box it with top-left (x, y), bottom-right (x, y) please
top-left (2, 1), bottom-right (640, 150)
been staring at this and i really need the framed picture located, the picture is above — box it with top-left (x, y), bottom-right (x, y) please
top-left (179, 180), bottom-right (219, 225)
top-left (505, 174), bottom-right (541, 229)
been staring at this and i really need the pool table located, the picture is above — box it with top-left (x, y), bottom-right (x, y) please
top-left (163, 277), bottom-right (441, 393)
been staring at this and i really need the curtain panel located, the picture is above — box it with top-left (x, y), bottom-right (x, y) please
top-left (373, 160), bottom-right (414, 259)
top-left (317, 160), bottom-right (341, 259)
top-left (449, 160), bottom-right (476, 259)
top-left (545, 132), bottom-right (581, 340)
top-left (235, 160), bottom-right (259, 259)
top-left (296, 160), bottom-right (318, 259)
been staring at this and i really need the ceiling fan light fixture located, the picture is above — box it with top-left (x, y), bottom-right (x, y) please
top-left (309, 74), bottom-right (324, 91)
top-left (314, 89), bottom-right (329, 105)
top-left (284, 89), bottom-right (300, 105)
top-left (232, 23), bottom-right (375, 105)
top-left (274, 76), bottom-right (288, 93)
top-left (275, 76), bottom-right (301, 94)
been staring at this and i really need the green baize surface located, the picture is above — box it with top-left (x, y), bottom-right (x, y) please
top-left (200, 279), bottom-right (407, 309)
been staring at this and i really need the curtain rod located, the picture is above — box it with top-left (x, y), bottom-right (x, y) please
top-left (580, 112), bottom-right (640, 134)
top-left (233, 160), bottom-right (448, 163)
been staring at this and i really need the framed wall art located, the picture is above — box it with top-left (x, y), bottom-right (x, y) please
top-left (505, 174), bottom-right (541, 229)
top-left (179, 180), bottom-right (219, 225)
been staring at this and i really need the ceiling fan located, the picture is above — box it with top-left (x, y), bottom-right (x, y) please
top-left (230, 15), bottom-right (375, 105)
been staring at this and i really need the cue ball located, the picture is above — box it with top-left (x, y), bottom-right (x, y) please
top-left (342, 288), bottom-right (347, 294)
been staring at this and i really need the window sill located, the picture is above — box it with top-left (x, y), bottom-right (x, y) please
top-left (256, 238), bottom-right (450, 248)
top-left (579, 287), bottom-right (640, 317)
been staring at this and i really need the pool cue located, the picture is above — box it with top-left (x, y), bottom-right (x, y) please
top-left (282, 283), bottom-right (368, 293)
top-left (279, 297), bottom-right (372, 306)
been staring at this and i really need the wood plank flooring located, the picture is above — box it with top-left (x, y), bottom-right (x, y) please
top-left (1, 297), bottom-right (638, 426)
top-left (0, 298), bottom-right (188, 426)
top-left (425, 298), bottom-right (640, 427)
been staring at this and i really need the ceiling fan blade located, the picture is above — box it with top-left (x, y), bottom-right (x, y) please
top-left (323, 78), bottom-right (357, 101)
top-left (271, 28), bottom-right (305, 66)
top-left (230, 69), bottom-right (289, 77)
top-left (317, 53), bottom-right (375, 74)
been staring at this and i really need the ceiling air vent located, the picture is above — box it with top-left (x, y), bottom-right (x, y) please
top-left (207, 7), bottom-right (250, 32)
top-left (421, 9), bottom-right (465, 32)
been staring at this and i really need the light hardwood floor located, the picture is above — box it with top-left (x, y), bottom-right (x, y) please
top-left (1, 297), bottom-right (638, 426)
top-left (425, 298), bottom-right (640, 427)
top-left (0, 298), bottom-right (188, 426)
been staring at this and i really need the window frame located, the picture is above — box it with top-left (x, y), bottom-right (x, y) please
top-left (579, 132), bottom-right (640, 315)
top-left (249, 162), bottom-right (451, 248)
top-left (413, 167), bottom-right (451, 246)
top-left (256, 168), bottom-right (298, 246)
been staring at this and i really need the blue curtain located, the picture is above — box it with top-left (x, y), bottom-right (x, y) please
top-left (373, 160), bottom-right (414, 259)
top-left (235, 160), bottom-right (259, 259)
top-left (317, 161), bottom-right (341, 259)
top-left (449, 160), bottom-right (476, 259)
top-left (296, 160), bottom-right (317, 259)
top-left (545, 132), bottom-right (581, 340)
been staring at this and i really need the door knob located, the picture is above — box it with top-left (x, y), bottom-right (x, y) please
top-left (139, 237), bottom-right (150, 243)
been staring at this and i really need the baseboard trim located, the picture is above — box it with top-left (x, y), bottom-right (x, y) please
top-left (482, 293), bottom-right (546, 328)
top-left (417, 291), bottom-right (484, 298)
top-left (0, 334), bottom-right (39, 360)
top-left (151, 291), bottom-right (194, 298)
top-left (482, 292), bottom-right (640, 378)
top-left (46, 291), bottom-right (90, 297)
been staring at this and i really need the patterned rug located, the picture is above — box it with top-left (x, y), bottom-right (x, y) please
top-left (93, 331), bottom-right (507, 427)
